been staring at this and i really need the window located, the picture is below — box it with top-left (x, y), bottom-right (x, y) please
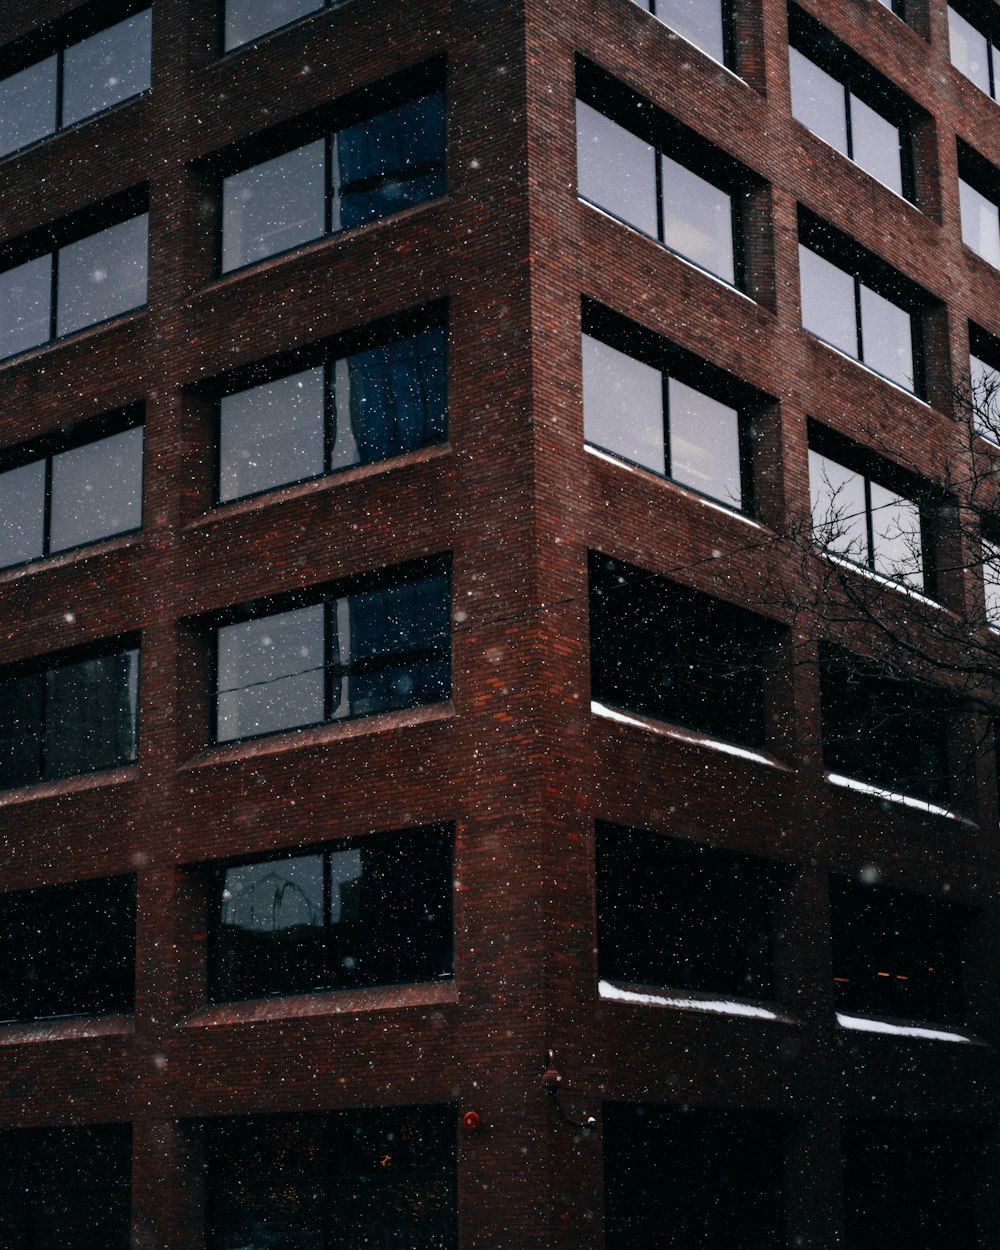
top-left (798, 224), bottom-right (922, 394)
top-left (831, 877), bottom-right (968, 1027)
top-left (948, 5), bottom-right (999, 100)
top-left (206, 1106), bottom-right (456, 1250)
top-left (214, 566), bottom-right (449, 743)
top-left (876, 0), bottom-right (904, 14)
top-left (604, 1105), bottom-right (785, 1250)
top-left (220, 93), bottom-right (445, 272)
top-left (582, 313), bottom-right (753, 511)
top-left (808, 437), bottom-right (930, 591)
top-left (819, 644), bottom-right (952, 804)
top-left (209, 826), bottom-right (452, 1002)
top-left (970, 327), bottom-right (1000, 441)
top-left (788, 36), bottom-right (910, 197)
top-left (576, 74), bottom-right (749, 287)
top-left (589, 553), bottom-right (777, 748)
top-left (0, 1124), bottom-right (131, 1249)
top-left (959, 150), bottom-right (1000, 267)
top-left (842, 1119), bottom-right (983, 1250)
top-left (0, 643), bottom-right (139, 790)
top-left (0, 875), bottom-right (134, 1023)
top-left (224, 0), bottom-right (335, 51)
top-left (0, 210), bottom-right (148, 361)
top-left (217, 322), bottom-right (445, 502)
top-left (983, 534), bottom-right (1000, 626)
top-left (0, 420), bottom-right (142, 569)
top-left (629, 0), bottom-right (732, 66)
top-left (0, 10), bottom-right (151, 159)
top-left (597, 825), bottom-right (781, 1001)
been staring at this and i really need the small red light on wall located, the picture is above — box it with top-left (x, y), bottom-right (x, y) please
top-left (462, 1110), bottom-right (481, 1133)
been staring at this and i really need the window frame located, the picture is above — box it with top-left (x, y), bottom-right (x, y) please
top-left (210, 560), bottom-right (451, 747)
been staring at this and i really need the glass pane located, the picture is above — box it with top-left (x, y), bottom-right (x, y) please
top-left (222, 140), bottom-right (325, 271)
top-left (788, 49), bottom-right (848, 155)
top-left (61, 11), bottom-right (151, 127)
top-left (808, 451), bottom-right (868, 562)
top-left (656, 0), bottom-right (726, 63)
top-left (575, 101), bottom-right (658, 238)
top-left (214, 854), bottom-right (326, 999)
top-left (971, 352), bottom-right (1000, 439)
top-left (333, 95), bottom-right (446, 231)
top-left (0, 459), bottom-right (46, 568)
top-left (224, 0), bottom-right (323, 51)
top-left (850, 95), bottom-right (903, 196)
top-left (582, 335), bottom-right (665, 474)
top-left (0, 254), bottom-right (52, 360)
top-left (332, 327), bottom-right (447, 469)
top-left (44, 649), bottom-right (139, 780)
top-left (661, 155), bottom-right (734, 282)
top-left (948, 7), bottom-right (991, 93)
top-left (870, 481), bottom-right (922, 587)
top-left (56, 215), bottom-right (148, 337)
top-left (859, 281), bottom-right (914, 390)
top-left (0, 57), bottom-right (57, 158)
top-left (49, 426), bottom-right (143, 552)
top-left (983, 538), bottom-right (1000, 626)
top-left (216, 605), bottom-right (325, 741)
top-left (959, 179), bottom-right (1000, 267)
top-left (799, 246), bottom-right (858, 357)
top-left (0, 672), bottom-right (44, 790)
top-left (668, 378), bottom-right (741, 508)
top-left (218, 366), bottom-right (325, 500)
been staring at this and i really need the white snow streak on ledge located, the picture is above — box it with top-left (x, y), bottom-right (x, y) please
top-left (826, 772), bottom-right (959, 820)
top-left (599, 981), bottom-right (780, 1020)
top-left (592, 701), bottom-right (780, 768)
top-left (822, 551), bottom-right (947, 612)
top-left (836, 1013), bottom-right (974, 1044)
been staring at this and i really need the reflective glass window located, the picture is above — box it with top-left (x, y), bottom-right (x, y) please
top-left (789, 49), bottom-right (848, 154)
top-left (859, 281), bottom-right (914, 390)
top-left (61, 11), bottom-right (152, 127)
top-left (948, 6), bottom-right (994, 96)
top-left (0, 254), bottom-right (53, 359)
top-left (650, 0), bottom-right (727, 64)
top-left (222, 140), bottom-right (325, 271)
top-left (668, 378), bottom-right (742, 506)
top-left (0, 460), bottom-right (46, 568)
top-left (0, 58), bottom-right (57, 158)
top-left (972, 349), bottom-right (1000, 439)
top-left (56, 214), bottom-right (148, 337)
top-left (661, 154), bottom-right (734, 282)
top-left (219, 366), bottom-right (325, 499)
top-left (798, 245), bottom-right (857, 357)
top-left (224, 0), bottom-right (324, 50)
top-left (959, 177), bottom-right (1000, 267)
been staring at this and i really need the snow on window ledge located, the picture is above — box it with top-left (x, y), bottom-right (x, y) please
top-left (836, 1012), bottom-right (977, 1044)
top-left (821, 550), bottom-right (948, 612)
top-left (825, 772), bottom-right (964, 821)
top-left (599, 980), bottom-right (785, 1020)
top-left (591, 701), bottom-right (784, 769)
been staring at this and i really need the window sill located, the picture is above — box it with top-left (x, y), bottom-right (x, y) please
top-left (835, 1012), bottom-right (982, 1045)
top-left (825, 772), bottom-right (969, 823)
top-left (599, 980), bottom-right (793, 1023)
top-left (0, 1014), bottom-right (132, 1046)
top-left (592, 700), bottom-right (789, 770)
top-left (819, 550), bottom-right (947, 612)
top-left (183, 978), bottom-right (457, 1029)
top-left (0, 764), bottom-right (136, 808)
top-left (792, 120), bottom-right (916, 209)
top-left (0, 529), bottom-right (142, 585)
top-left (183, 700), bottom-right (454, 771)
top-left (803, 331), bottom-right (929, 405)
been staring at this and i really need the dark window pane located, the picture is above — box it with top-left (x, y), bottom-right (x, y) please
top-left (44, 649), bottom-right (139, 779)
top-left (222, 140), bottom-right (325, 271)
top-left (597, 827), bottom-right (777, 998)
top-left (799, 246), bottom-right (857, 357)
top-left (333, 95), bottom-right (445, 231)
top-left (789, 49), bottom-right (848, 154)
top-left (216, 605), bottom-right (325, 741)
top-left (0, 672), bottom-right (44, 789)
top-left (0, 56), bottom-right (57, 158)
top-left (656, 0), bottom-right (726, 62)
top-left (0, 459), bottom-right (46, 568)
top-left (60, 11), bottom-right (151, 127)
top-left (668, 377), bottom-right (742, 507)
top-left (808, 450), bottom-right (869, 563)
top-left (49, 426), bottom-right (143, 552)
top-left (859, 282), bottom-right (914, 390)
top-left (949, 7), bottom-right (991, 93)
top-left (0, 254), bottom-right (52, 359)
top-left (851, 96), bottom-right (903, 196)
top-left (56, 215), bottom-right (148, 337)
top-left (960, 178), bottom-right (1000, 267)
top-left (218, 366), bottom-right (325, 500)
top-left (582, 334), bottom-right (665, 474)
top-left (332, 327), bottom-right (447, 468)
top-left (661, 155), bottom-right (734, 282)
top-left (224, 0), bottom-right (323, 50)
top-left (576, 100), bottom-right (658, 237)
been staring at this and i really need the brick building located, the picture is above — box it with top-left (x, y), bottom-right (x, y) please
top-left (1, 0), bottom-right (1000, 1245)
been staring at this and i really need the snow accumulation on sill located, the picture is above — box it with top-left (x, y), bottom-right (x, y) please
top-left (836, 1013), bottom-right (974, 1044)
top-left (808, 335), bottom-right (931, 408)
top-left (591, 701), bottom-right (780, 768)
top-left (826, 772), bottom-right (959, 821)
top-left (599, 981), bottom-right (780, 1020)
top-left (823, 551), bottom-right (946, 611)
top-left (584, 445), bottom-right (764, 530)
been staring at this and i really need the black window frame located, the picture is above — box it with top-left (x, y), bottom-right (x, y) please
top-left (208, 307), bottom-right (447, 504)
top-left (630, 0), bottom-right (737, 70)
top-left (0, 873), bottom-right (136, 1025)
top-left (0, 408), bottom-right (144, 572)
top-left (0, 2), bottom-right (152, 162)
top-left (948, 2), bottom-right (1000, 101)
top-left (576, 61), bottom-right (753, 292)
top-left (210, 558), bottom-right (451, 747)
top-left (581, 302), bottom-right (758, 515)
top-left (206, 823), bottom-right (454, 1004)
top-left (0, 637), bottom-right (141, 792)
top-left (211, 69), bottom-right (446, 276)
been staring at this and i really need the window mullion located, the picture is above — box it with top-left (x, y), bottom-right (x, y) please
top-left (324, 360), bottom-right (334, 475)
top-left (654, 141), bottom-right (665, 245)
top-left (864, 477), bottom-right (876, 570)
top-left (853, 274), bottom-right (864, 364)
top-left (42, 455), bottom-right (54, 558)
top-left (661, 371), bottom-right (672, 480)
top-left (324, 132), bottom-right (333, 238)
top-left (843, 83), bottom-right (854, 160)
top-left (323, 600), bottom-right (333, 724)
top-left (55, 48), bottom-right (65, 131)
top-left (49, 247), bottom-right (59, 341)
